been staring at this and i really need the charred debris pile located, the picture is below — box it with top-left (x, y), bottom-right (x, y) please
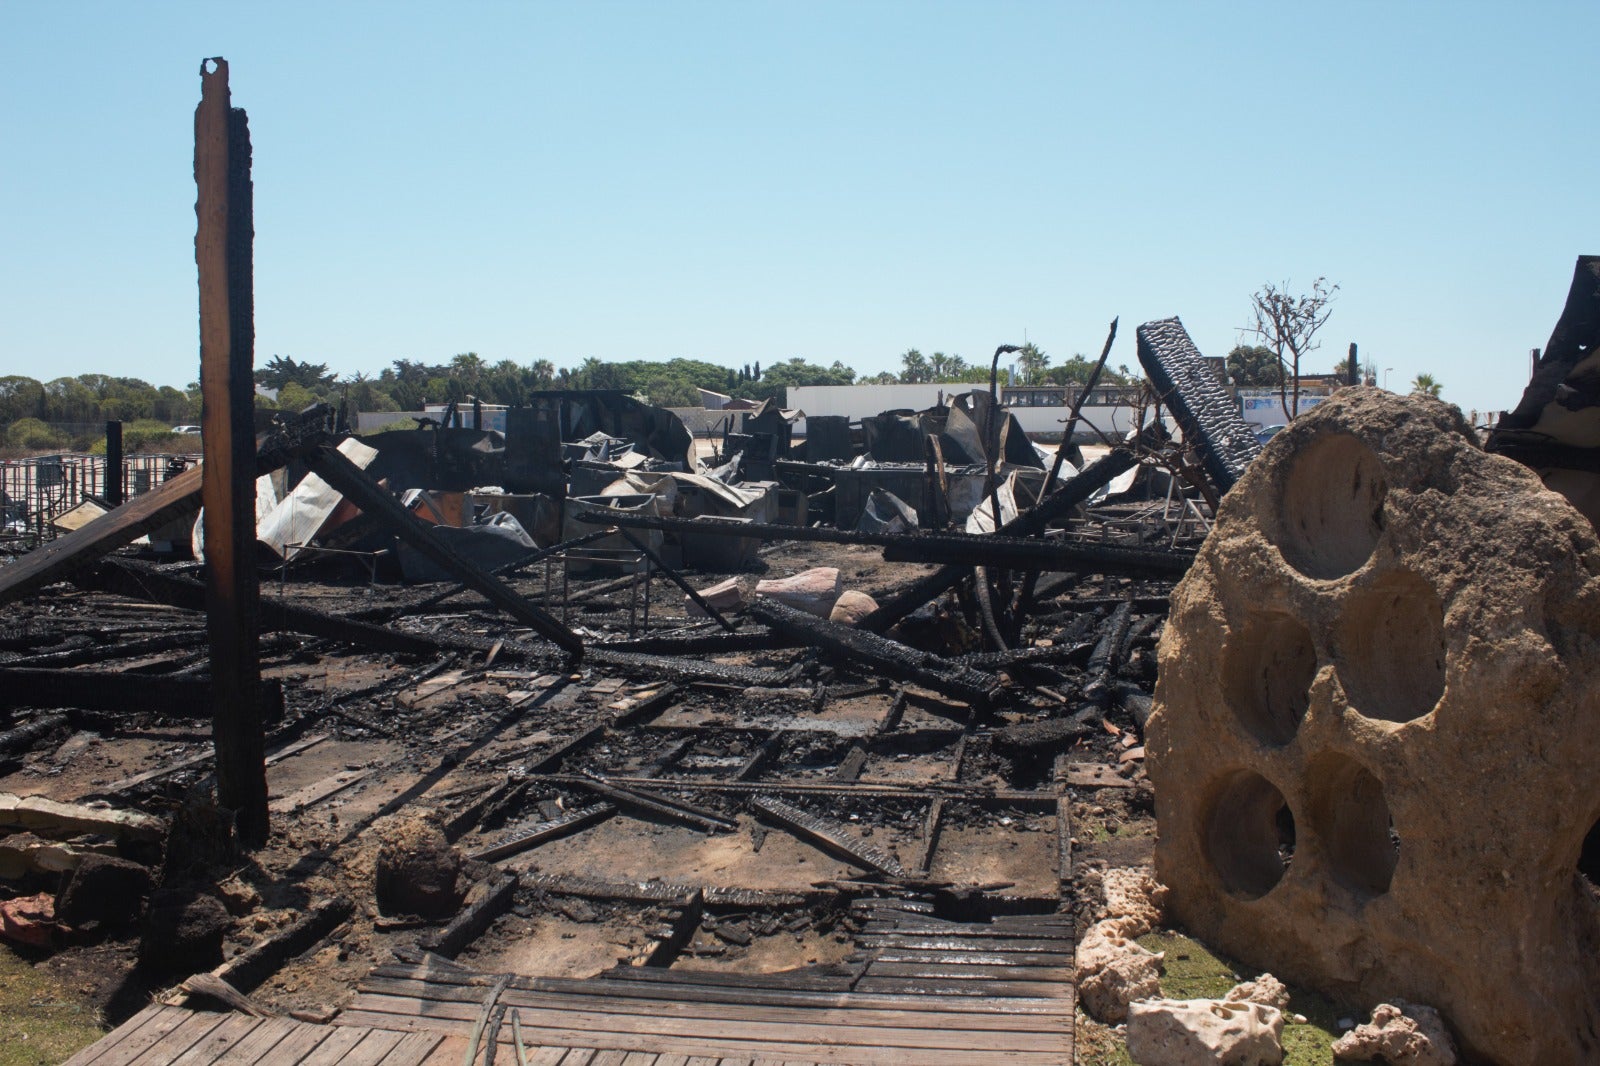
top-left (0, 318), bottom-right (1236, 1015)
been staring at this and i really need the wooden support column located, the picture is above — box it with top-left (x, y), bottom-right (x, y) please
top-left (195, 57), bottom-right (267, 846)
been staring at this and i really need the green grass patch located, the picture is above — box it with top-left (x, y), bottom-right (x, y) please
top-left (0, 945), bottom-right (105, 1066)
top-left (1136, 930), bottom-right (1345, 1065)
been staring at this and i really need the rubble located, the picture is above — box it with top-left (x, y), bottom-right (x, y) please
top-left (1331, 1001), bottom-right (1458, 1066)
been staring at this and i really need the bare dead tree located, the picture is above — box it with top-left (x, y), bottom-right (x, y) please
top-left (1247, 277), bottom-right (1338, 421)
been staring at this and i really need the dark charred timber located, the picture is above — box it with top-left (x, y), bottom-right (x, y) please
top-left (0, 713), bottom-right (67, 758)
top-left (572, 772), bottom-right (736, 833)
top-left (860, 566), bottom-right (968, 635)
top-left (4, 629), bottom-right (209, 669)
top-left (0, 668), bottom-right (197, 716)
top-left (751, 796), bottom-right (908, 878)
top-left (1114, 682), bottom-right (1154, 733)
top-left (956, 640), bottom-right (1095, 671)
top-left (196, 58), bottom-right (268, 845)
top-left (881, 532), bottom-right (1193, 577)
top-left (600, 628), bottom-right (789, 656)
top-left (1136, 316), bottom-right (1261, 496)
top-left (211, 895), bottom-right (355, 994)
top-left (585, 647), bottom-right (788, 688)
top-left (1489, 256), bottom-right (1600, 456)
top-left (423, 870), bottom-right (519, 959)
top-left (468, 804), bottom-right (617, 864)
top-left (1080, 600), bottom-right (1134, 706)
top-left (77, 559), bottom-right (443, 656)
top-left (306, 442), bottom-right (583, 657)
top-left (748, 598), bottom-right (1002, 708)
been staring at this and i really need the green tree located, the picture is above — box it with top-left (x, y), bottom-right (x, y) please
top-left (1046, 354), bottom-right (1132, 387)
top-left (1410, 373), bottom-right (1442, 398)
top-left (257, 355), bottom-right (336, 391)
top-left (900, 348), bottom-right (931, 384)
top-left (1226, 344), bottom-right (1283, 387)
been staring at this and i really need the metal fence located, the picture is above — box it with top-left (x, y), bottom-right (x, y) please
top-left (0, 452), bottom-right (201, 547)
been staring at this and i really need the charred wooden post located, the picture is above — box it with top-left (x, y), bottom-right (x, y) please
top-left (195, 57), bottom-right (267, 846)
top-left (749, 597), bottom-right (1002, 708)
top-left (104, 421), bottom-right (123, 506)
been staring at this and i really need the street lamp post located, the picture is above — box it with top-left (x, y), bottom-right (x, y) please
top-left (1384, 367), bottom-right (1394, 390)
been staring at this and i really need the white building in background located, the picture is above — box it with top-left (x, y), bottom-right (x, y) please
top-left (1236, 387), bottom-right (1331, 429)
top-left (786, 383), bottom-right (1167, 441)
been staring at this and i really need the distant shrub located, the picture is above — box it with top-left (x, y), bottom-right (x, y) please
top-left (5, 418), bottom-right (67, 450)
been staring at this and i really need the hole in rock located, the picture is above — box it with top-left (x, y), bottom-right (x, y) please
top-left (1223, 611), bottom-right (1317, 745)
top-left (1306, 753), bottom-right (1399, 896)
top-left (1334, 571), bottom-right (1446, 723)
top-left (1578, 818), bottom-right (1600, 901)
top-left (1203, 770), bottom-right (1294, 900)
top-left (1273, 433), bottom-right (1387, 579)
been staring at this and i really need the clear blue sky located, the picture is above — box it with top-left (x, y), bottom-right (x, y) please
top-left (2, 2), bottom-right (1594, 417)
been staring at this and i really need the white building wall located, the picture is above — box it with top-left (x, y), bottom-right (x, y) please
top-left (787, 383), bottom-right (1165, 440)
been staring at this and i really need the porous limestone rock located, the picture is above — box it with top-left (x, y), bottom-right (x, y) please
top-left (1075, 915), bottom-right (1163, 1024)
top-left (1147, 388), bottom-right (1600, 1064)
top-left (828, 590), bottom-right (879, 626)
top-left (754, 567), bottom-right (842, 617)
top-left (1331, 1002), bottom-right (1457, 1066)
top-left (1226, 973), bottom-right (1291, 1012)
top-left (374, 816), bottom-right (464, 919)
top-left (1101, 866), bottom-right (1168, 930)
top-left (1126, 997), bottom-right (1284, 1066)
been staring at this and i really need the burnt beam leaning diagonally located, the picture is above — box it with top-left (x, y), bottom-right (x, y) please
top-left (1136, 316), bottom-right (1262, 497)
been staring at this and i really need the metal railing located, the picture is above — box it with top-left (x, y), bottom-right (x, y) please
top-left (0, 453), bottom-right (201, 548)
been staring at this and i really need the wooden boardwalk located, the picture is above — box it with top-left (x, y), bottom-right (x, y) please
top-left (61, 1004), bottom-right (444, 1065)
top-left (63, 904), bottom-right (1072, 1065)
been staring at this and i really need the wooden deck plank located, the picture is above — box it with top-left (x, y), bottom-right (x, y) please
top-left (862, 949), bottom-right (1072, 966)
top-left (862, 961), bottom-right (1067, 982)
top-left (333, 1007), bottom-right (1070, 1063)
top-left (338, 1028), bottom-right (406, 1066)
top-left (212, 1016), bottom-right (302, 1064)
top-left (852, 977), bottom-right (1069, 999)
top-left (256, 1021), bottom-right (338, 1062)
top-left (167, 1014), bottom-right (265, 1066)
top-left (125, 1011), bottom-right (229, 1066)
top-left (61, 1005), bottom-right (171, 1066)
top-left (377, 1030), bottom-right (451, 1066)
top-left (339, 997), bottom-right (1068, 1053)
top-left (299, 1026), bottom-right (378, 1066)
top-left (354, 978), bottom-right (1069, 1033)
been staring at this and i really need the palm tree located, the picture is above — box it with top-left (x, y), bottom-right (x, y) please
top-left (1016, 343), bottom-right (1050, 385)
top-left (900, 348), bottom-right (930, 384)
top-left (530, 359), bottom-right (555, 388)
top-left (1410, 373), bottom-right (1442, 398)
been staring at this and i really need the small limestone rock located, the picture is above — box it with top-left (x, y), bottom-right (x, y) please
top-left (754, 567), bottom-right (842, 618)
top-left (1101, 866), bottom-right (1168, 933)
top-left (1075, 916), bottom-right (1164, 1024)
top-left (1226, 973), bottom-right (1291, 1011)
top-left (828, 590), bottom-right (879, 626)
top-left (1126, 997), bottom-right (1285, 1066)
top-left (215, 875), bottom-right (261, 917)
top-left (1331, 1002), bottom-right (1458, 1066)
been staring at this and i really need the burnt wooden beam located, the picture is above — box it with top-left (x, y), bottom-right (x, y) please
top-left (748, 597), bottom-right (1002, 708)
top-left (210, 895), bottom-right (354, 994)
top-left (196, 57), bottom-right (267, 845)
top-left (78, 558), bottom-right (442, 656)
top-left (0, 667), bottom-right (282, 722)
top-left (305, 443), bottom-right (583, 657)
top-left (751, 796), bottom-right (907, 878)
top-left (467, 803), bottom-right (617, 864)
top-left (423, 871), bottom-right (519, 959)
